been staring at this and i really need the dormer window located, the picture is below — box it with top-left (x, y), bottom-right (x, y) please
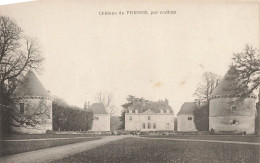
top-left (19, 103), bottom-right (24, 114)
top-left (188, 117), bottom-right (192, 120)
top-left (148, 116), bottom-right (151, 120)
top-left (231, 106), bottom-right (237, 111)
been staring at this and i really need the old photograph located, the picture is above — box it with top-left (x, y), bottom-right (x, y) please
top-left (0, 0), bottom-right (259, 162)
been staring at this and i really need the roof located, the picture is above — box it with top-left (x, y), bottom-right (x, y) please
top-left (177, 102), bottom-right (196, 115)
top-left (210, 67), bottom-right (255, 97)
top-left (13, 70), bottom-right (50, 97)
top-left (88, 103), bottom-right (108, 114)
top-left (127, 100), bottom-right (173, 114)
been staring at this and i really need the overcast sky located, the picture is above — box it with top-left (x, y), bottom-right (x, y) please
top-left (0, 0), bottom-right (259, 115)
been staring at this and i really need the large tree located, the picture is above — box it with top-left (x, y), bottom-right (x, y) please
top-left (95, 91), bottom-right (116, 115)
top-left (0, 16), bottom-right (43, 105)
top-left (0, 16), bottom-right (44, 134)
top-left (193, 72), bottom-right (221, 104)
top-left (230, 45), bottom-right (260, 99)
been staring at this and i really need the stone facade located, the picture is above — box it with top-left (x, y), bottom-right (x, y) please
top-left (91, 114), bottom-right (110, 131)
top-left (12, 71), bottom-right (53, 134)
top-left (87, 103), bottom-right (110, 132)
top-left (125, 109), bottom-right (174, 131)
top-left (209, 68), bottom-right (257, 134)
top-left (177, 102), bottom-right (197, 132)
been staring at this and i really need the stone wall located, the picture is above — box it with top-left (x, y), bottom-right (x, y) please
top-left (177, 115), bottom-right (197, 132)
top-left (125, 113), bottom-right (174, 131)
top-left (91, 114), bottom-right (110, 131)
top-left (209, 97), bottom-right (256, 134)
top-left (11, 97), bottom-right (53, 134)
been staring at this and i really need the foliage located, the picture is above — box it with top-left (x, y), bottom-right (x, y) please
top-left (193, 103), bottom-right (209, 131)
top-left (229, 45), bottom-right (260, 99)
top-left (194, 72), bottom-right (221, 104)
top-left (52, 97), bottom-right (93, 131)
top-left (0, 16), bottom-right (44, 105)
top-left (118, 95), bottom-right (135, 130)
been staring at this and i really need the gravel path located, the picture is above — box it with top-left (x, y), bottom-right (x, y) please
top-left (0, 135), bottom-right (128, 163)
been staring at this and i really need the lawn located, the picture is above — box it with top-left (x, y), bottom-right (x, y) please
top-left (53, 137), bottom-right (260, 163)
top-left (141, 134), bottom-right (260, 143)
top-left (0, 136), bottom-right (101, 156)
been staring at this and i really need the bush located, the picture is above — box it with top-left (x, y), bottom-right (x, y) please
top-left (52, 102), bottom-right (93, 132)
top-left (194, 104), bottom-right (209, 131)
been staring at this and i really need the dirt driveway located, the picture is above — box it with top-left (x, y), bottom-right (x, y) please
top-left (0, 135), bottom-right (129, 163)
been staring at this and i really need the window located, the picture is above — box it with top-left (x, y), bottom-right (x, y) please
top-left (129, 116), bottom-right (132, 121)
top-left (188, 117), bottom-right (192, 120)
top-left (19, 103), bottom-right (24, 114)
top-left (153, 123), bottom-right (156, 129)
top-left (148, 116), bottom-right (151, 120)
top-left (94, 117), bottom-right (99, 120)
top-left (148, 123), bottom-right (151, 129)
top-left (142, 123), bottom-right (145, 129)
top-left (231, 119), bottom-right (239, 125)
top-left (231, 106), bottom-right (237, 111)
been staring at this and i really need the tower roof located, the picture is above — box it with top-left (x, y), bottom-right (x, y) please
top-left (210, 67), bottom-right (255, 98)
top-left (177, 102), bottom-right (196, 115)
top-left (88, 103), bottom-right (108, 114)
top-left (211, 67), bottom-right (243, 97)
top-left (13, 70), bottom-right (50, 97)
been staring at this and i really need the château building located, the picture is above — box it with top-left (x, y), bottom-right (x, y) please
top-left (125, 99), bottom-right (174, 131)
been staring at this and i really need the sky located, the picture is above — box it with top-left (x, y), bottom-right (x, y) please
top-left (0, 0), bottom-right (259, 115)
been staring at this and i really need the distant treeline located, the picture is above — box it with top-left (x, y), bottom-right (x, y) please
top-left (52, 97), bottom-right (94, 131)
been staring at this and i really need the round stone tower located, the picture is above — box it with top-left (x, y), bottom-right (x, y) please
top-left (209, 68), bottom-right (256, 134)
top-left (12, 70), bottom-right (53, 134)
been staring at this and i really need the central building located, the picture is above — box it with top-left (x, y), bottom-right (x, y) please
top-left (125, 99), bottom-right (174, 131)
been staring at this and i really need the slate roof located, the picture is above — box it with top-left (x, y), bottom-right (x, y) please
top-left (128, 100), bottom-right (173, 114)
top-left (210, 67), bottom-right (255, 97)
top-left (13, 70), bottom-right (50, 97)
top-left (177, 102), bottom-right (196, 115)
top-left (88, 103), bottom-right (108, 114)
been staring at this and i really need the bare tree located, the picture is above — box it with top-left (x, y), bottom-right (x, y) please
top-left (95, 91), bottom-right (116, 115)
top-left (0, 16), bottom-right (44, 105)
top-left (9, 99), bottom-right (50, 129)
top-left (194, 72), bottom-right (221, 104)
top-left (230, 45), bottom-right (260, 99)
top-left (0, 16), bottom-right (44, 133)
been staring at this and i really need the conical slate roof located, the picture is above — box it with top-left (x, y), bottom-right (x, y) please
top-left (177, 102), bottom-right (196, 115)
top-left (210, 67), bottom-right (238, 97)
top-left (88, 103), bottom-right (108, 114)
top-left (13, 70), bottom-right (50, 97)
top-left (210, 67), bottom-right (255, 97)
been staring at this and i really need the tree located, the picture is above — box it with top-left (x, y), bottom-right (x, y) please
top-left (10, 99), bottom-right (51, 129)
top-left (193, 72), bottom-right (221, 104)
top-left (230, 45), bottom-right (260, 99)
top-left (0, 16), bottom-right (44, 105)
top-left (193, 104), bottom-right (209, 131)
top-left (118, 95), bottom-right (135, 130)
top-left (0, 16), bottom-right (44, 134)
top-left (95, 91), bottom-right (116, 115)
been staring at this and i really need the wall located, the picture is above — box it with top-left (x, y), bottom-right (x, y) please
top-left (125, 113), bottom-right (174, 131)
top-left (11, 97), bottom-right (53, 134)
top-left (91, 114), bottom-right (110, 131)
top-left (209, 97), bottom-right (256, 134)
top-left (177, 115), bottom-right (197, 132)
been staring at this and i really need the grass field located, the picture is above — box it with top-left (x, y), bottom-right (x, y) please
top-left (0, 133), bottom-right (103, 140)
top-left (141, 134), bottom-right (260, 143)
top-left (0, 136), bottom-right (101, 156)
top-left (54, 137), bottom-right (260, 163)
